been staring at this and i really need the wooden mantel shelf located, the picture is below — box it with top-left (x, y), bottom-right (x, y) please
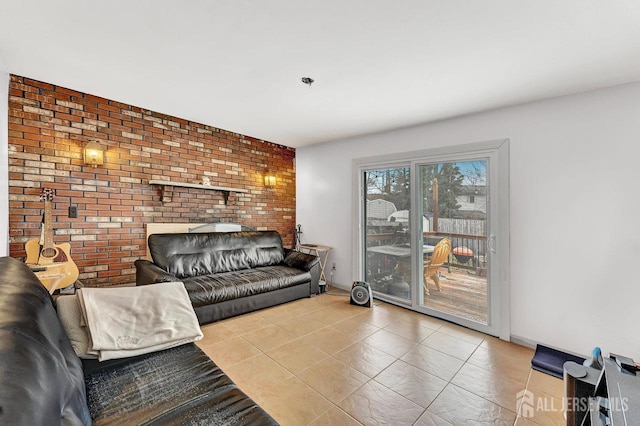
top-left (149, 180), bottom-right (248, 205)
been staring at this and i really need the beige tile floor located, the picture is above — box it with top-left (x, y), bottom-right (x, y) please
top-left (196, 292), bottom-right (565, 425)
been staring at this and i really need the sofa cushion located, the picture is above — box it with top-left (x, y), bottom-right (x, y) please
top-left (185, 265), bottom-right (311, 307)
top-left (148, 231), bottom-right (285, 278)
top-left (84, 343), bottom-right (277, 425)
top-left (56, 295), bottom-right (97, 359)
top-left (0, 257), bottom-right (91, 426)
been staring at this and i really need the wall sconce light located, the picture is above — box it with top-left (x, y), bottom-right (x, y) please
top-left (84, 140), bottom-right (105, 167)
top-left (264, 171), bottom-right (276, 187)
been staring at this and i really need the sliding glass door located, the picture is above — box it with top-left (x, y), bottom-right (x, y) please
top-left (354, 140), bottom-right (509, 339)
top-left (363, 166), bottom-right (413, 303)
top-left (417, 160), bottom-right (488, 324)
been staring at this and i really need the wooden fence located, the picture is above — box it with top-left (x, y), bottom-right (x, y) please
top-left (432, 218), bottom-right (486, 236)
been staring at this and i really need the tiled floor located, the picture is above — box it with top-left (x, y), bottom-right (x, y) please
top-left (196, 292), bottom-right (565, 425)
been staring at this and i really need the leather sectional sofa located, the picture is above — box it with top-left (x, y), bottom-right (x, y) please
top-left (135, 230), bottom-right (320, 324)
top-left (0, 256), bottom-right (278, 425)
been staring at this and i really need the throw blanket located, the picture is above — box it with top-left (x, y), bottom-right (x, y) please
top-left (77, 282), bottom-right (203, 361)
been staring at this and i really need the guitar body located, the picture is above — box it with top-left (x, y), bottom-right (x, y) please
top-left (25, 188), bottom-right (80, 294)
top-left (26, 239), bottom-right (79, 293)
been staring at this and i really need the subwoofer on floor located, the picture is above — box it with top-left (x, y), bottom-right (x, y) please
top-left (350, 281), bottom-right (372, 308)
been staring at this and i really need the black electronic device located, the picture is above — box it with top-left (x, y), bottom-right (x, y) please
top-left (611, 353), bottom-right (640, 374)
top-left (350, 281), bottom-right (372, 308)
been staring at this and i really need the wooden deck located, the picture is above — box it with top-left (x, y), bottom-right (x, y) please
top-left (365, 231), bottom-right (489, 323)
top-left (422, 266), bottom-right (487, 324)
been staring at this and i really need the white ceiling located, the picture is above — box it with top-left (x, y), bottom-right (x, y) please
top-left (1, 1), bottom-right (640, 148)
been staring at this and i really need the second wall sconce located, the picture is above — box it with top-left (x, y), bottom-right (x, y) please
top-left (84, 140), bottom-right (105, 167)
top-left (264, 171), bottom-right (276, 187)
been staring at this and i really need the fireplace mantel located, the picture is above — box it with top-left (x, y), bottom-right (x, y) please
top-left (149, 180), bottom-right (248, 204)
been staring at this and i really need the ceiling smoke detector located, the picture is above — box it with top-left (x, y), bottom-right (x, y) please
top-left (301, 77), bottom-right (314, 87)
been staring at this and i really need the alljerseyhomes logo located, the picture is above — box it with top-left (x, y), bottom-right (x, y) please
top-left (516, 390), bottom-right (535, 418)
top-left (516, 389), bottom-right (629, 418)
top-left (517, 389), bottom-right (565, 418)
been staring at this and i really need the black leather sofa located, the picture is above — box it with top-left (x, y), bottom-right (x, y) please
top-left (0, 256), bottom-right (278, 425)
top-left (135, 230), bottom-right (320, 324)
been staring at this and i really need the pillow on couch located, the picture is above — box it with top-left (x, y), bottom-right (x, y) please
top-left (56, 295), bottom-right (97, 359)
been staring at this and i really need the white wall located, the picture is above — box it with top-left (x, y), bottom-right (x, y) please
top-left (0, 52), bottom-right (8, 256)
top-left (297, 82), bottom-right (640, 359)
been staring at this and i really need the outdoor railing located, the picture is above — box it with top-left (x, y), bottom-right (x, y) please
top-left (424, 231), bottom-right (487, 276)
top-left (365, 229), bottom-right (488, 277)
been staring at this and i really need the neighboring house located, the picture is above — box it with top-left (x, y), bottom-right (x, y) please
top-left (455, 185), bottom-right (487, 216)
top-left (366, 199), bottom-right (397, 219)
top-left (366, 199), bottom-right (400, 231)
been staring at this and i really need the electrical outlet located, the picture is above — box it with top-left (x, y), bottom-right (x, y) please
top-left (68, 205), bottom-right (78, 218)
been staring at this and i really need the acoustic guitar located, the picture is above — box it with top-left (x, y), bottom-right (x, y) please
top-left (25, 188), bottom-right (79, 294)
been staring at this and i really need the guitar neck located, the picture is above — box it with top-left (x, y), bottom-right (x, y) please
top-left (42, 199), bottom-right (54, 250)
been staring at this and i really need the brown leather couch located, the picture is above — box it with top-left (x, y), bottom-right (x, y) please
top-left (135, 230), bottom-right (320, 325)
top-left (0, 257), bottom-right (278, 425)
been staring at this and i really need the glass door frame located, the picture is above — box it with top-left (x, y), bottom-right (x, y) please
top-left (361, 163), bottom-right (414, 306)
top-left (352, 139), bottom-right (510, 340)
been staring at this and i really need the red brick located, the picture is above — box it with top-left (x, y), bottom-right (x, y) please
top-left (8, 75), bottom-right (296, 287)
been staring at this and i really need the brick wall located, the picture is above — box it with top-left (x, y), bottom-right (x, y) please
top-left (7, 75), bottom-right (296, 286)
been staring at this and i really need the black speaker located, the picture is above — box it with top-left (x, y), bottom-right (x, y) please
top-left (350, 281), bottom-right (372, 307)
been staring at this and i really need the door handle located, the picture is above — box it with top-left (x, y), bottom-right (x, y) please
top-left (488, 235), bottom-right (496, 253)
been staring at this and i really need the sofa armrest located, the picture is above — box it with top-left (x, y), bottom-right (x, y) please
top-left (134, 259), bottom-right (179, 286)
top-left (283, 250), bottom-right (321, 294)
top-left (283, 249), bottom-right (319, 271)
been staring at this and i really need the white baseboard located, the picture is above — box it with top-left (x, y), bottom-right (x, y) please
top-left (509, 334), bottom-right (537, 349)
top-left (327, 282), bottom-right (351, 292)
top-left (510, 334), bottom-right (587, 358)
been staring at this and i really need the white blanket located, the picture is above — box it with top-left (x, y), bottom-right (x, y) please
top-left (77, 282), bottom-right (203, 361)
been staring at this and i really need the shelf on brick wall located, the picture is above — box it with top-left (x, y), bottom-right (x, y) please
top-left (149, 180), bottom-right (248, 205)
